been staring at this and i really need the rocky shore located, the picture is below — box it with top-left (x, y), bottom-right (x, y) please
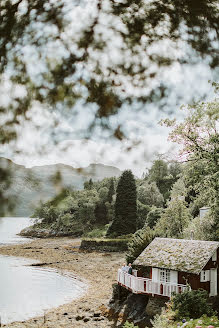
top-left (19, 226), bottom-right (76, 238)
top-left (0, 237), bottom-right (125, 327)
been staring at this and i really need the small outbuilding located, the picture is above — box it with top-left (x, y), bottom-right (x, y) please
top-left (118, 238), bottom-right (219, 298)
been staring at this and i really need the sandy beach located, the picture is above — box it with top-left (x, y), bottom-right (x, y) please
top-left (0, 237), bottom-right (125, 327)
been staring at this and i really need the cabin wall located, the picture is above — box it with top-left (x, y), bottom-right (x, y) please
top-left (178, 271), bottom-right (210, 293)
top-left (203, 249), bottom-right (218, 270)
top-left (134, 266), bottom-right (151, 278)
top-left (136, 266), bottom-right (212, 294)
top-left (218, 266), bottom-right (219, 295)
top-left (135, 248), bottom-right (219, 295)
top-left (203, 249), bottom-right (219, 295)
top-left (178, 248), bottom-right (219, 295)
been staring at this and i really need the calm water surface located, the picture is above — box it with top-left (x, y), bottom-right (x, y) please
top-left (0, 217), bottom-right (86, 324)
top-left (0, 217), bottom-right (33, 245)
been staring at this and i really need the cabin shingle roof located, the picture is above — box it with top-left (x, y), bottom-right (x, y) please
top-left (133, 238), bottom-right (219, 274)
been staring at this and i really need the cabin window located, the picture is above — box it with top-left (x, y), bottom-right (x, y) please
top-left (200, 270), bottom-right (210, 282)
top-left (159, 269), bottom-right (170, 283)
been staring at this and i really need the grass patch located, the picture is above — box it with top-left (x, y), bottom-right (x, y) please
top-left (83, 225), bottom-right (108, 238)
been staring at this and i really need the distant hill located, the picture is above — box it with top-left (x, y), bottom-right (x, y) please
top-left (0, 158), bottom-right (121, 216)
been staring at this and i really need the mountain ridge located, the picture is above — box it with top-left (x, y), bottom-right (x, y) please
top-left (0, 157), bottom-right (121, 216)
top-left (1, 157), bottom-right (120, 172)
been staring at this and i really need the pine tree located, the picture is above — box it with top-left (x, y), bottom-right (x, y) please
top-left (107, 170), bottom-right (137, 236)
top-left (94, 202), bottom-right (108, 224)
top-left (107, 178), bottom-right (114, 203)
top-left (84, 178), bottom-right (93, 190)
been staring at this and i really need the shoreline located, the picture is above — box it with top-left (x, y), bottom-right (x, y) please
top-left (0, 237), bottom-right (125, 327)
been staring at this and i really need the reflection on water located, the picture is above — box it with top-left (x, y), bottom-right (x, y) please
top-left (0, 218), bottom-right (86, 324)
top-left (0, 255), bottom-right (86, 324)
top-left (0, 217), bottom-right (33, 244)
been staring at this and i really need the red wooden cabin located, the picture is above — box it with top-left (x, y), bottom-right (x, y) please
top-left (118, 238), bottom-right (219, 298)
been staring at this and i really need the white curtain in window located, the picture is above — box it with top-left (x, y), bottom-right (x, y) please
top-left (152, 268), bottom-right (159, 282)
top-left (170, 270), bottom-right (178, 284)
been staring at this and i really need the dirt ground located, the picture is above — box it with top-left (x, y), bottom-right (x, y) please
top-left (0, 238), bottom-right (125, 327)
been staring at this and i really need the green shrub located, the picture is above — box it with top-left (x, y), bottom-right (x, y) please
top-left (84, 225), bottom-right (108, 238)
top-left (172, 289), bottom-right (214, 319)
top-left (136, 201), bottom-right (151, 229)
top-left (36, 204), bottom-right (59, 225)
top-left (151, 310), bottom-right (173, 328)
top-left (126, 226), bottom-right (154, 263)
top-left (122, 321), bottom-right (138, 328)
top-left (146, 206), bottom-right (163, 228)
top-left (49, 189), bottom-right (69, 207)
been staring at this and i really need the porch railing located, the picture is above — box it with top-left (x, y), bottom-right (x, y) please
top-left (117, 269), bottom-right (188, 298)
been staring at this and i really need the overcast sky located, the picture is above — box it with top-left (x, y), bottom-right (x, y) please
top-left (0, 1), bottom-right (217, 177)
top-left (0, 63), bottom-right (215, 177)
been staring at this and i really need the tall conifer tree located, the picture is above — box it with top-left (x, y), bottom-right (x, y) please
top-left (107, 178), bottom-right (115, 203)
top-left (107, 170), bottom-right (137, 236)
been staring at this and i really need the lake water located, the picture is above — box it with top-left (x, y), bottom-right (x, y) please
top-left (0, 217), bottom-right (86, 324)
top-left (0, 217), bottom-right (33, 245)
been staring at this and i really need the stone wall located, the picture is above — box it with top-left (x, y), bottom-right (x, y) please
top-left (80, 238), bottom-right (129, 252)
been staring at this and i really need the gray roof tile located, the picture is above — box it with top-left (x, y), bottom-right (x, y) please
top-left (133, 238), bottom-right (219, 274)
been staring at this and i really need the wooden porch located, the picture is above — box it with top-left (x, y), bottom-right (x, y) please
top-left (117, 269), bottom-right (188, 298)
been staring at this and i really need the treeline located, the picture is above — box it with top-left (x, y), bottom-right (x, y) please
top-left (32, 151), bottom-right (217, 246)
top-left (33, 177), bottom-right (116, 237)
top-left (32, 157), bottom-right (181, 238)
